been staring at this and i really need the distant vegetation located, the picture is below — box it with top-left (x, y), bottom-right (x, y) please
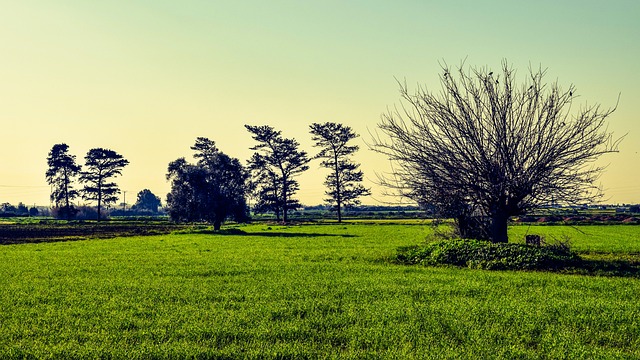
top-left (0, 220), bottom-right (184, 245)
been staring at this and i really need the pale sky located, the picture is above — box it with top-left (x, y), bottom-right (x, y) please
top-left (1, 0), bottom-right (639, 207)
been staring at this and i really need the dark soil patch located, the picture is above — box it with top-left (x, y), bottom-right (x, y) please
top-left (0, 222), bottom-right (187, 245)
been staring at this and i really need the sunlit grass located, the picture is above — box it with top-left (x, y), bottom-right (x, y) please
top-left (510, 224), bottom-right (640, 253)
top-left (1, 223), bottom-right (639, 358)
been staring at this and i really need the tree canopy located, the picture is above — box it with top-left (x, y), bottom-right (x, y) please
top-left (166, 137), bottom-right (249, 229)
top-left (133, 189), bottom-right (162, 213)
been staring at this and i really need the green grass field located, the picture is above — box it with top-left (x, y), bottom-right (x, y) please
top-left (510, 224), bottom-right (640, 253)
top-left (1, 223), bottom-right (639, 358)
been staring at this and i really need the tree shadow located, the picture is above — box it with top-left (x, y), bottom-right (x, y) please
top-left (194, 228), bottom-right (358, 238)
top-left (567, 258), bottom-right (640, 278)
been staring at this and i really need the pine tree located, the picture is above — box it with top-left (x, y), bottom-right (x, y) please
top-left (310, 122), bottom-right (370, 222)
top-left (79, 148), bottom-right (129, 221)
top-left (245, 125), bottom-right (310, 222)
top-left (45, 143), bottom-right (81, 220)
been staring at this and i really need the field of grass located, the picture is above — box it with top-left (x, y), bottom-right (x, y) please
top-left (510, 224), bottom-right (640, 253)
top-left (1, 223), bottom-right (639, 358)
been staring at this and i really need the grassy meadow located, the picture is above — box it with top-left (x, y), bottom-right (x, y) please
top-left (510, 224), bottom-right (640, 253)
top-left (1, 222), bottom-right (639, 358)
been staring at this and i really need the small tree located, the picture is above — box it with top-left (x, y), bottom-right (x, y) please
top-left (246, 125), bottom-right (310, 222)
top-left (166, 137), bottom-right (249, 230)
top-left (29, 207), bottom-right (39, 217)
top-left (1, 203), bottom-right (16, 214)
top-left (310, 122), bottom-right (370, 222)
top-left (79, 148), bottom-right (129, 221)
top-left (16, 203), bottom-right (28, 216)
top-left (45, 143), bottom-right (82, 220)
top-left (372, 61), bottom-right (621, 243)
top-left (133, 189), bottom-right (162, 213)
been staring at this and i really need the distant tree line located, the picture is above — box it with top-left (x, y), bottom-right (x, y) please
top-left (0, 202), bottom-right (39, 217)
top-left (43, 122), bottom-right (369, 225)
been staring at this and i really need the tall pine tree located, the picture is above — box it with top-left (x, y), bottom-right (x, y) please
top-left (310, 122), bottom-right (370, 222)
top-left (45, 143), bottom-right (81, 220)
top-left (246, 125), bottom-right (310, 222)
top-left (79, 148), bottom-right (129, 221)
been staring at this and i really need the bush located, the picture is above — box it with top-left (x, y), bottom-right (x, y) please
top-left (75, 206), bottom-right (100, 221)
top-left (396, 238), bottom-right (581, 271)
top-left (51, 205), bottom-right (78, 220)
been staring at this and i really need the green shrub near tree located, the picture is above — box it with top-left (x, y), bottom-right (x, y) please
top-left (396, 238), bottom-right (581, 271)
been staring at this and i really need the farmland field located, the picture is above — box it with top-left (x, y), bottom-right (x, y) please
top-left (1, 222), bottom-right (639, 358)
top-left (509, 224), bottom-right (640, 253)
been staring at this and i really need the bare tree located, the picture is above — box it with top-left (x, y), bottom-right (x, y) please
top-left (372, 61), bottom-right (622, 243)
top-left (310, 122), bottom-right (370, 222)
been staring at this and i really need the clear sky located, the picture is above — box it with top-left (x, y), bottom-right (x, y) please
top-left (1, 0), bottom-right (639, 207)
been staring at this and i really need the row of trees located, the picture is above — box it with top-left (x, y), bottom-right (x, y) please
top-left (165, 122), bottom-right (370, 228)
top-left (45, 122), bottom-right (370, 224)
top-left (45, 145), bottom-right (129, 220)
top-left (0, 202), bottom-right (39, 217)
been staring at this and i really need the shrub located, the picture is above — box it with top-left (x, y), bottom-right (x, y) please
top-left (51, 205), bottom-right (78, 220)
top-left (396, 238), bottom-right (581, 271)
top-left (75, 206), bottom-right (100, 221)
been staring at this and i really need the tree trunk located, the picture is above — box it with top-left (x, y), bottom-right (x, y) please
top-left (64, 169), bottom-right (71, 221)
top-left (489, 212), bottom-right (509, 243)
top-left (282, 178), bottom-right (288, 223)
top-left (213, 219), bottom-right (222, 231)
top-left (96, 179), bottom-right (102, 222)
top-left (455, 215), bottom-right (475, 239)
top-left (334, 152), bottom-right (342, 223)
top-left (455, 214), bottom-right (489, 240)
top-left (97, 197), bottom-right (101, 222)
